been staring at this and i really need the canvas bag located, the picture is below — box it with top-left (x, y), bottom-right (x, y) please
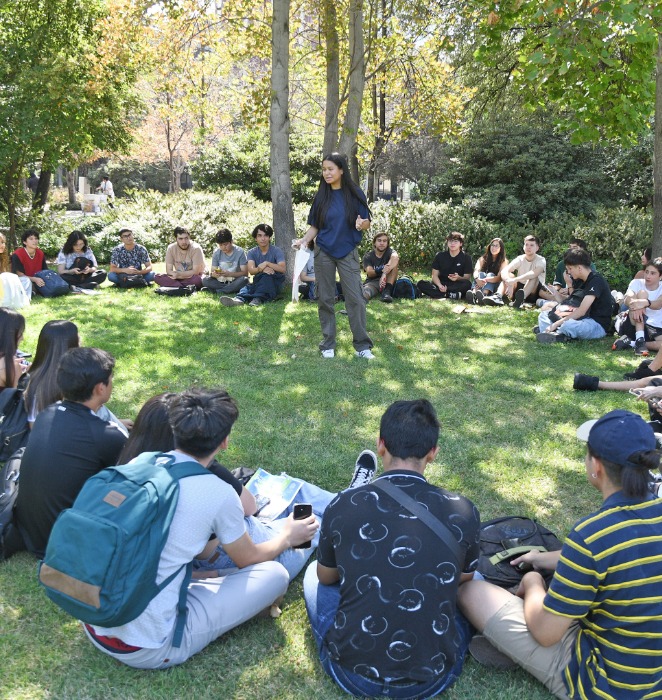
top-left (39, 452), bottom-right (213, 647)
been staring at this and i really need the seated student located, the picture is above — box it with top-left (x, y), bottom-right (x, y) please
top-left (21, 320), bottom-right (130, 434)
top-left (108, 229), bottom-right (155, 286)
top-left (0, 308), bottom-right (28, 390)
top-left (2, 347), bottom-right (127, 560)
top-left (417, 231), bottom-right (473, 300)
top-left (304, 399), bottom-right (480, 699)
top-left (500, 235), bottom-right (547, 308)
top-left (220, 224), bottom-right (286, 307)
top-left (11, 229), bottom-right (49, 296)
top-left (201, 228), bottom-right (249, 295)
top-left (538, 238), bottom-right (595, 305)
top-left (117, 392), bottom-right (352, 581)
top-left (154, 227), bottom-right (206, 289)
top-left (466, 237), bottom-right (508, 305)
top-left (458, 410), bottom-right (662, 700)
top-left (83, 387), bottom-right (315, 669)
top-left (0, 232), bottom-right (30, 310)
top-left (635, 246), bottom-right (652, 281)
top-left (611, 258), bottom-right (662, 356)
top-left (298, 241), bottom-right (343, 302)
top-left (362, 232), bottom-right (399, 304)
top-left (535, 248), bottom-right (612, 343)
top-left (56, 230), bottom-right (107, 289)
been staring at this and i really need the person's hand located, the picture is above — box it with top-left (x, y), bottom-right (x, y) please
top-left (282, 512), bottom-right (319, 548)
top-left (356, 215), bottom-right (368, 231)
top-left (31, 276), bottom-right (45, 287)
top-left (126, 266), bottom-right (139, 275)
top-left (263, 266), bottom-right (275, 275)
top-left (636, 386), bottom-right (662, 401)
top-left (13, 356), bottom-right (27, 378)
top-left (292, 238), bottom-right (308, 250)
top-left (514, 570), bottom-right (545, 599)
top-left (120, 418), bottom-right (134, 431)
top-left (379, 274), bottom-right (387, 291)
top-left (437, 283), bottom-right (447, 293)
top-left (476, 277), bottom-right (486, 288)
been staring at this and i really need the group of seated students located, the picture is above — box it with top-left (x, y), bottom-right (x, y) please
top-left (2, 314), bottom-right (661, 699)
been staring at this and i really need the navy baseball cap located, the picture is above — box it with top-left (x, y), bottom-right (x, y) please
top-left (576, 409), bottom-right (656, 468)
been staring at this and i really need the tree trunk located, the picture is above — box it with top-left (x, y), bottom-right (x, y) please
top-left (337, 0), bottom-right (365, 165)
top-left (270, 0), bottom-right (296, 271)
top-left (66, 169), bottom-right (77, 204)
top-left (34, 169), bottom-right (51, 211)
top-left (322, 0), bottom-right (340, 155)
top-left (654, 30), bottom-right (662, 258)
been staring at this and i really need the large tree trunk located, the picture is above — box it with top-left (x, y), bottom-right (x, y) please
top-left (322, 0), bottom-right (340, 155)
top-left (34, 169), bottom-right (51, 211)
top-left (338, 0), bottom-right (365, 174)
top-left (654, 30), bottom-right (662, 258)
top-left (270, 0), bottom-right (295, 270)
top-left (66, 168), bottom-right (77, 204)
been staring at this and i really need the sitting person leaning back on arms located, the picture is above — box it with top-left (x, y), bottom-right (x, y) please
top-left (459, 409), bottom-right (662, 700)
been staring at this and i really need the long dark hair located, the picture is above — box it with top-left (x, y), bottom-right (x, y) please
top-left (118, 393), bottom-right (176, 463)
top-left (0, 232), bottom-right (7, 273)
top-left (478, 238), bottom-right (507, 275)
top-left (62, 230), bottom-right (89, 255)
top-left (0, 308), bottom-right (25, 389)
top-left (24, 320), bottom-right (79, 415)
top-left (310, 152), bottom-right (369, 230)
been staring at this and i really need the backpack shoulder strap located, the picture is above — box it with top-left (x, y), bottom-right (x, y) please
top-left (372, 479), bottom-right (464, 570)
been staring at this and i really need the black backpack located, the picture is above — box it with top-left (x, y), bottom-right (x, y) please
top-left (115, 273), bottom-right (149, 289)
top-left (393, 276), bottom-right (420, 299)
top-left (477, 516), bottom-right (563, 588)
top-left (154, 285), bottom-right (196, 297)
top-left (0, 447), bottom-right (23, 536)
top-left (0, 388), bottom-right (29, 464)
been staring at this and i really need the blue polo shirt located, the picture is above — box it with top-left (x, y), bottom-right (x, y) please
top-left (544, 492), bottom-right (662, 699)
top-left (307, 190), bottom-right (370, 259)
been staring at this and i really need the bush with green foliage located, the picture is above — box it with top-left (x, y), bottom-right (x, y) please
top-left (192, 130), bottom-right (322, 204)
top-left (86, 161), bottom-right (173, 197)
top-left (417, 118), bottom-right (616, 224)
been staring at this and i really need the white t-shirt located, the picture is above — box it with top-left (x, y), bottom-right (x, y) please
top-left (625, 279), bottom-right (662, 328)
top-left (505, 253), bottom-right (546, 286)
top-left (91, 452), bottom-right (246, 647)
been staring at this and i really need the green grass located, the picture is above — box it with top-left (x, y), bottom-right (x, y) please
top-left (0, 288), bottom-right (642, 699)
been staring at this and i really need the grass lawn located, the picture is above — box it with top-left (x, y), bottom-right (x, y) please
top-left (0, 285), bottom-right (643, 700)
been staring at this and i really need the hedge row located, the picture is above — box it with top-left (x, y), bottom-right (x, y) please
top-left (15, 191), bottom-right (651, 292)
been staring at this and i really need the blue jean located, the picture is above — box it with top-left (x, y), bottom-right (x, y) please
top-left (475, 272), bottom-right (499, 294)
top-left (303, 564), bottom-right (470, 699)
top-left (193, 479), bottom-right (335, 580)
top-left (108, 271), bottom-right (155, 285)
top-left (538, 309), bottom-right (606, 340)
top-left (237, 273), bottom-right (284, 302)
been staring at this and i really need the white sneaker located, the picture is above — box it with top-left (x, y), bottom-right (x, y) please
top-left (321, 349), bottom-right (335, 358)
top-left (355, 349), bottom-right (375, 359)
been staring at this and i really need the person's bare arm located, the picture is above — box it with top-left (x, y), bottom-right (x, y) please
top-left (317, 562), bottom-right (340, 585)
top-left (519, 572), bottom-right (572, 647)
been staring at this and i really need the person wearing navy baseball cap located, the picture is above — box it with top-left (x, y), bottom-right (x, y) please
top-left (458, 409), bottom-right (662, 700)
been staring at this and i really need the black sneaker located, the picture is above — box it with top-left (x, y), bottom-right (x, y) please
top-left (512, 289), bottom-right (525, 309)
top-left (474, 290), bottom-right (485, 305)
top-left (574, 373), bottom-right (600, 391)
top-left (532, 326), bottom-right (540, 334)
top-left (466, 290), bottom-right (476, 304)
top-left (634, 337), bottom-right (649, 356)
top-left (536, 331), bottom-right (566, 344)
top-left (348, 450), bottom-right (377, 489)
top-left (612, 335), bottom-right (632, 351)
top-left (380, 292), bottom-right (393, 303)
top-left (624, 360), bottom-right (656, 380)
top-left (447, 291), bottom-right (461, 300)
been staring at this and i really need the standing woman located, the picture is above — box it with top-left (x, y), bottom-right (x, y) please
top-left (294, 153), bottom-right (374, 359)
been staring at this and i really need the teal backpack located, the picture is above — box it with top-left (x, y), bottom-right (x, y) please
top-left (38, 452), bottom-right (212, 647)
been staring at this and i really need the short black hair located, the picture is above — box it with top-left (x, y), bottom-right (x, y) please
top-left (524, 234), bottom-right (540, 246)
top-left (215, 228), bottom-right (233, 244)
top-left (564, 248), bottom-right (592, 268)
top-left (587, 444), bottom-right (658, 499)
top-left (379, 399), bottom-right (440, 460)
top-left (569, 237), bottom-right (588, 250)
top-left (252, 223), bottom-right (273, 239)
top-left (169, 388), bottom-right (239, 458)
top-left (56, 347), bottom-right (115, 402)
top-left (174, 226), bottom-right (189, 237)
top-left (21, 229), bottom-right (39, 244)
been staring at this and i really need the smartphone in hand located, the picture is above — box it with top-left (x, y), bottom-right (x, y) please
top-left (293, 503), bottom-right (313, 549)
